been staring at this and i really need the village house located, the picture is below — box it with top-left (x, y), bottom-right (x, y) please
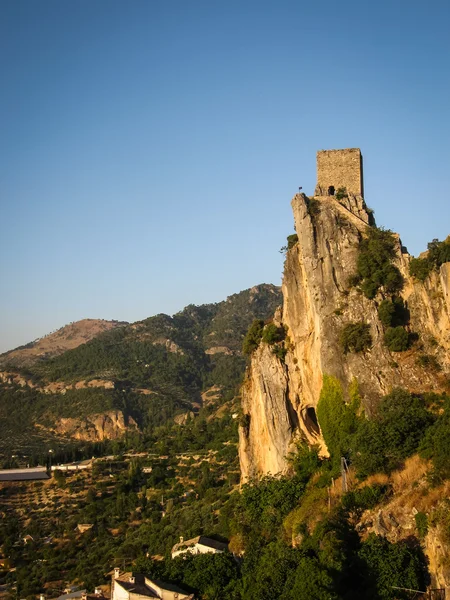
top-left (55, 588), bottom-right (105, 600)
top-left (170, 536), bottom-right (228, 559)
top-left (112, 569), bottom-right (194, 600)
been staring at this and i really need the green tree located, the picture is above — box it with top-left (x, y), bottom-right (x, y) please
top-left (242, 319), bottom-right (264, 355)
top-left (384, 326), bottom-right (409, 352)
top-left (353, 388), bottom-right (434, 476)
top-left (316, 376), bottom-right (360, 466)
top-left (359, 534), bottom-right (430, 599)
top-left (419, 395), bottom-right (450, 481)
top-left (356, 228), bottom-right (403, 298)
top-left (340, 322), bottom-right (372, 353)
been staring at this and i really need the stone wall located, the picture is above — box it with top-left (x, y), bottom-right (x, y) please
top-left (315, 148), bottom-right (364, 196)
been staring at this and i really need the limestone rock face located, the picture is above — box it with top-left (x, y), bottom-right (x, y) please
top-left (51, 410), bottom-right (137, 441)
top-left (239, 193), bottom-right (450, 481)
top-left (239, 343), bottom-right (294, 480)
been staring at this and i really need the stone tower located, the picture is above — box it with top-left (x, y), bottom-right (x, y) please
top-left (314, 148), bottom-right (364, 197)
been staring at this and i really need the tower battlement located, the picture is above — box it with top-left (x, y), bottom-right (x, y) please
top-left (314, 148), bottom-right (364, 197)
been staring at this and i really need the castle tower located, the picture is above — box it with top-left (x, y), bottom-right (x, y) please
top-left (314, 148), bottom-right (364, 197)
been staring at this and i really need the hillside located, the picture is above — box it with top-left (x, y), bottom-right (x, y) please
top-left (0, 319), bottom-right (128, 368)
top-left (0, 284), bottom-right (281, 459)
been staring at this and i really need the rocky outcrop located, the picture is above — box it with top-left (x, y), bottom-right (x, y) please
top-left (205, 346), bottom-right (233, 355)
top-left (240, 343), bottom-right (294, 480)
top-left (239, 194), bottom-right (450, 481)
top-left (50, 410), bottom-right (137, 441)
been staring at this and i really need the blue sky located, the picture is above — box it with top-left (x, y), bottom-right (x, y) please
top-left (1, 0), bottom-right (449, 353)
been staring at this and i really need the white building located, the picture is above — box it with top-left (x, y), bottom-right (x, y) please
top-left (112, 569), bottom-right (193, 600)
top-left (51, 459), bottom-right (92, 472)
top-left (171, 536), bottom-right (228, 559)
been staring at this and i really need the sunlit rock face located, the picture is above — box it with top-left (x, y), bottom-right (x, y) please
top-left (239, 193), bottom-right (450, 482)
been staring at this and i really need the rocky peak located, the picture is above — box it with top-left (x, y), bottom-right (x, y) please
top-left (239, 193), bottom-right (450, 482)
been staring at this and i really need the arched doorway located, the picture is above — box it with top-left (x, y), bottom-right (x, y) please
top-left (328, 185), bottom-right (335, 196)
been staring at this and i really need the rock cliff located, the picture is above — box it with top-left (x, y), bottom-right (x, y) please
top-left (49, 410), bottom-right (137, 441)
top-left (239, 193), bottom-right (450, 481)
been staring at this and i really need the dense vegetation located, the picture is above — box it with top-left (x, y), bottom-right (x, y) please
top-left (409, 237), bottom-right (450, 281)
top-left (242, 319), bottom-right (287, 361)
top-left (0, 285), bottom-right (281, 458)
top-left (351, 227), bottom-right (403, 299)
top-left (316, 376), bottom-right (450, 481)
top-left (340, 322), bottom-right (372, 354)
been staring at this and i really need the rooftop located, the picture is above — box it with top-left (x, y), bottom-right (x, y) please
top-left (171, 535), bottom-right (227, 554)
top-left (0, 467), bottom-right (49, 481)
top-left (115, 573), bottom-right (189, 599)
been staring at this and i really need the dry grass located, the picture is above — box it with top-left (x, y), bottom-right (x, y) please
top-left (390, 455), bottom-right (429, 493)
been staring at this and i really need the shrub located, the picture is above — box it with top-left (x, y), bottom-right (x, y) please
top-left (419, 395), bottom-right (450, 481)
top-left (428, 237), bottom-right (450, 267)
top-left (409, 237), bottom-right (450, 281)
top-left (359, 534), bottom-right (430, 599)
top-left (353, 388), bottom-right (434, 477)
top-left (287, 234), bottom-right (299, 250)
top-left (409, 257), bottom-right (432, 282)
top-left (356, 227), bottom-right (403, 298)
top-left (272, 345), bottom-right (288, 362)
top-left (341, 484), bottom-right (390, 516)
top-left (384, 326), bottom-right (409, 352)
top-left (340, 322), bottom-right (372, 354)
top-left (306, 198), bottom-right (320, 216)
top-left (416, 354), bottom-right (441, 371)
top-left (377, 297), bottom-right (409, 328)
top-left (335, 187), bottom-right (348, 201)
top-left (316, 376), bottom-right (361, 466)
top-left (377, 300), bottom-right (396, 328)
top-left (415, 512), bottom-right (428, 538)
top-left (347, 273), bottom-right (362, 288)
top-left (243, 319), bottom-right (264, 355)
top-left (262, 323), bottom-right (285, 345)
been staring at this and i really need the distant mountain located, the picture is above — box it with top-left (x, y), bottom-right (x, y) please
top-left (0, 318), bottom-right (127, 368)
top-left (0, 284), bottom-right (281, 457)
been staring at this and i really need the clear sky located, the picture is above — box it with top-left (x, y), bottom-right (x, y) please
top-left (1, 0), bottom-right (449, 353)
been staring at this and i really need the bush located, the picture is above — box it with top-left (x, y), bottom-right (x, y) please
top-left (384, 326), bottom-right (409, 352)
top-left (419, 395), bottom-right (450, 481)
top-left (272, 345), bottom-right (288, 362)
top-left (415, 512), bottom-right (428, 538)
top-left (356, 228), bottom-right (403, 298)
top-left (409, 237), bottom-right (450, 281)
top-left (306, 198), bottom-right (320, 216)
top-left (353, 388), bottom-right (434, 477)
top-left (347, 273), bottom-right (362, 288)
top-left (340, 322), bottom-right (372, 354)
top-left (409, 257), bottom-right (432, 282)
top-left (243, 319), bottom-right (264, 355)
top-left (316, 376), bottom-right (361, 465)
top-left (262, 323), bottom-right (285, 345)
top-left (428, 237), bottom-right (450, 267)
top-left (377, 297), bottom-right (409, 328)
top-left (416, 354), bottom-right (441, 371)
top-left (359, 534), bottom-right (430, 599)
top-left (341, 484), bottom-right (390, 516)
top-left (287, 234), bottom-right (299, 250)
top-left (377, 299), bottom-right (396, 328)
